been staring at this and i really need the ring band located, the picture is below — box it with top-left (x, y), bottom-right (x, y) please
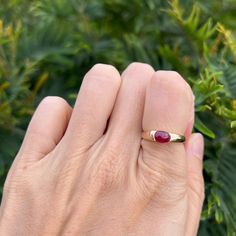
top-left (142, 130), bottom-right (185, 143)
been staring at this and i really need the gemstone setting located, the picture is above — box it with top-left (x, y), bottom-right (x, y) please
top-left (154, 131), bottom-right (171, 143)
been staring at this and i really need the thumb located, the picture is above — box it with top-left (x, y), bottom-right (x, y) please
top-left (186, 133), bottom-right (205, 236)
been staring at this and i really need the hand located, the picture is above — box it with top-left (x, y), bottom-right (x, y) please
top-left (0, 63), bottom-right (204, 236)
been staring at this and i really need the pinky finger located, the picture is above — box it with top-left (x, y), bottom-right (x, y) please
top-left (186, 133), bottom-right (205, 236)
top-left (18, 96), bottom-right (72, 162)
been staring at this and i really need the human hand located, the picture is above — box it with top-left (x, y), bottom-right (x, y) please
top-left (0, 63), bottom-right (204, 235)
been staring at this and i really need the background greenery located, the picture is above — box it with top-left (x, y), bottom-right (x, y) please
top-left (0, 0), bottom-right (236, 235)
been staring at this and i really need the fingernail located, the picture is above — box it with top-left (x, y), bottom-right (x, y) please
top-left (190, 133), bottom-right (204, 160)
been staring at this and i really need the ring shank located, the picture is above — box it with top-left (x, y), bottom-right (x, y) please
top-left (169, 133), bottom-right (185, 142)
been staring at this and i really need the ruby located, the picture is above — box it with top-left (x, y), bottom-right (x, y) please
top-left (154, 131), bottom-right (171, 143)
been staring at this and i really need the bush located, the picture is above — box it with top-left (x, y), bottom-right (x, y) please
top-left (0, 0), bottom-right (236, 235)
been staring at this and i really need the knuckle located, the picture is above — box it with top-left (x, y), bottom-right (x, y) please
top-left (124, 62), bottom-right (154, 75)
top-left (40, 96), bottom-right (71, 113)
top-left (157, 70), bottom-right (184, 82)
top-left (153, 70), bottom-right (193, 101)
top-left (129, 62), bottom-right (153, 70)
top-left (86, 63), bottom-right (121, 86)
top-left (92, 63), bottom-right (118, 73)
top-left (86, 63), bottom-right (120, 80)
top-left (171, 71), bottom-right (193, 95)
top-left (169, 70), bottom-right (183, 79)
top-left (41, 96), bottom-right (67, 106)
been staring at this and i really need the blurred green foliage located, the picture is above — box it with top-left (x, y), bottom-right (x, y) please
top-left (0, 0), bottom-right (236, 235)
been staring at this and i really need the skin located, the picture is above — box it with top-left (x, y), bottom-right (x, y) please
top-left (0, 63), bottom-right (204, 236)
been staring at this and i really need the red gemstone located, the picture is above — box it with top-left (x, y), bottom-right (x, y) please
top-left (154, 131), bottom-right (171, 143)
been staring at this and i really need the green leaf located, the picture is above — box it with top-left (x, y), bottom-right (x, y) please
top-left (215, 208), bottom-right (224, 224)
top-left (195, 116), bottom-right (216, 139)
top-left (231, 121), bottom-right (236, 128)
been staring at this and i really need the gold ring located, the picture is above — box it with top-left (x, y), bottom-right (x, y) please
top-left (142, 130), bottom-right (185, 143)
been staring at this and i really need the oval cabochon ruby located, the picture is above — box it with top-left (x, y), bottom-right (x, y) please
top-left (154, 131), bottom-right (171, 143)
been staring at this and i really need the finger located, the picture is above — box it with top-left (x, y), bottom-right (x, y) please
top-left (185, 99), bottom-right (195, 140)
top-left (107, 63), bottom-right (154, 153)
top-left (64, 64), bottom-right (121, 151)
top-left (186, 133), bottom-right (205, 236)
top-left (141, 71), bottom-right (194, 180)
top-left (19, 96), bottom-right (72, 162)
